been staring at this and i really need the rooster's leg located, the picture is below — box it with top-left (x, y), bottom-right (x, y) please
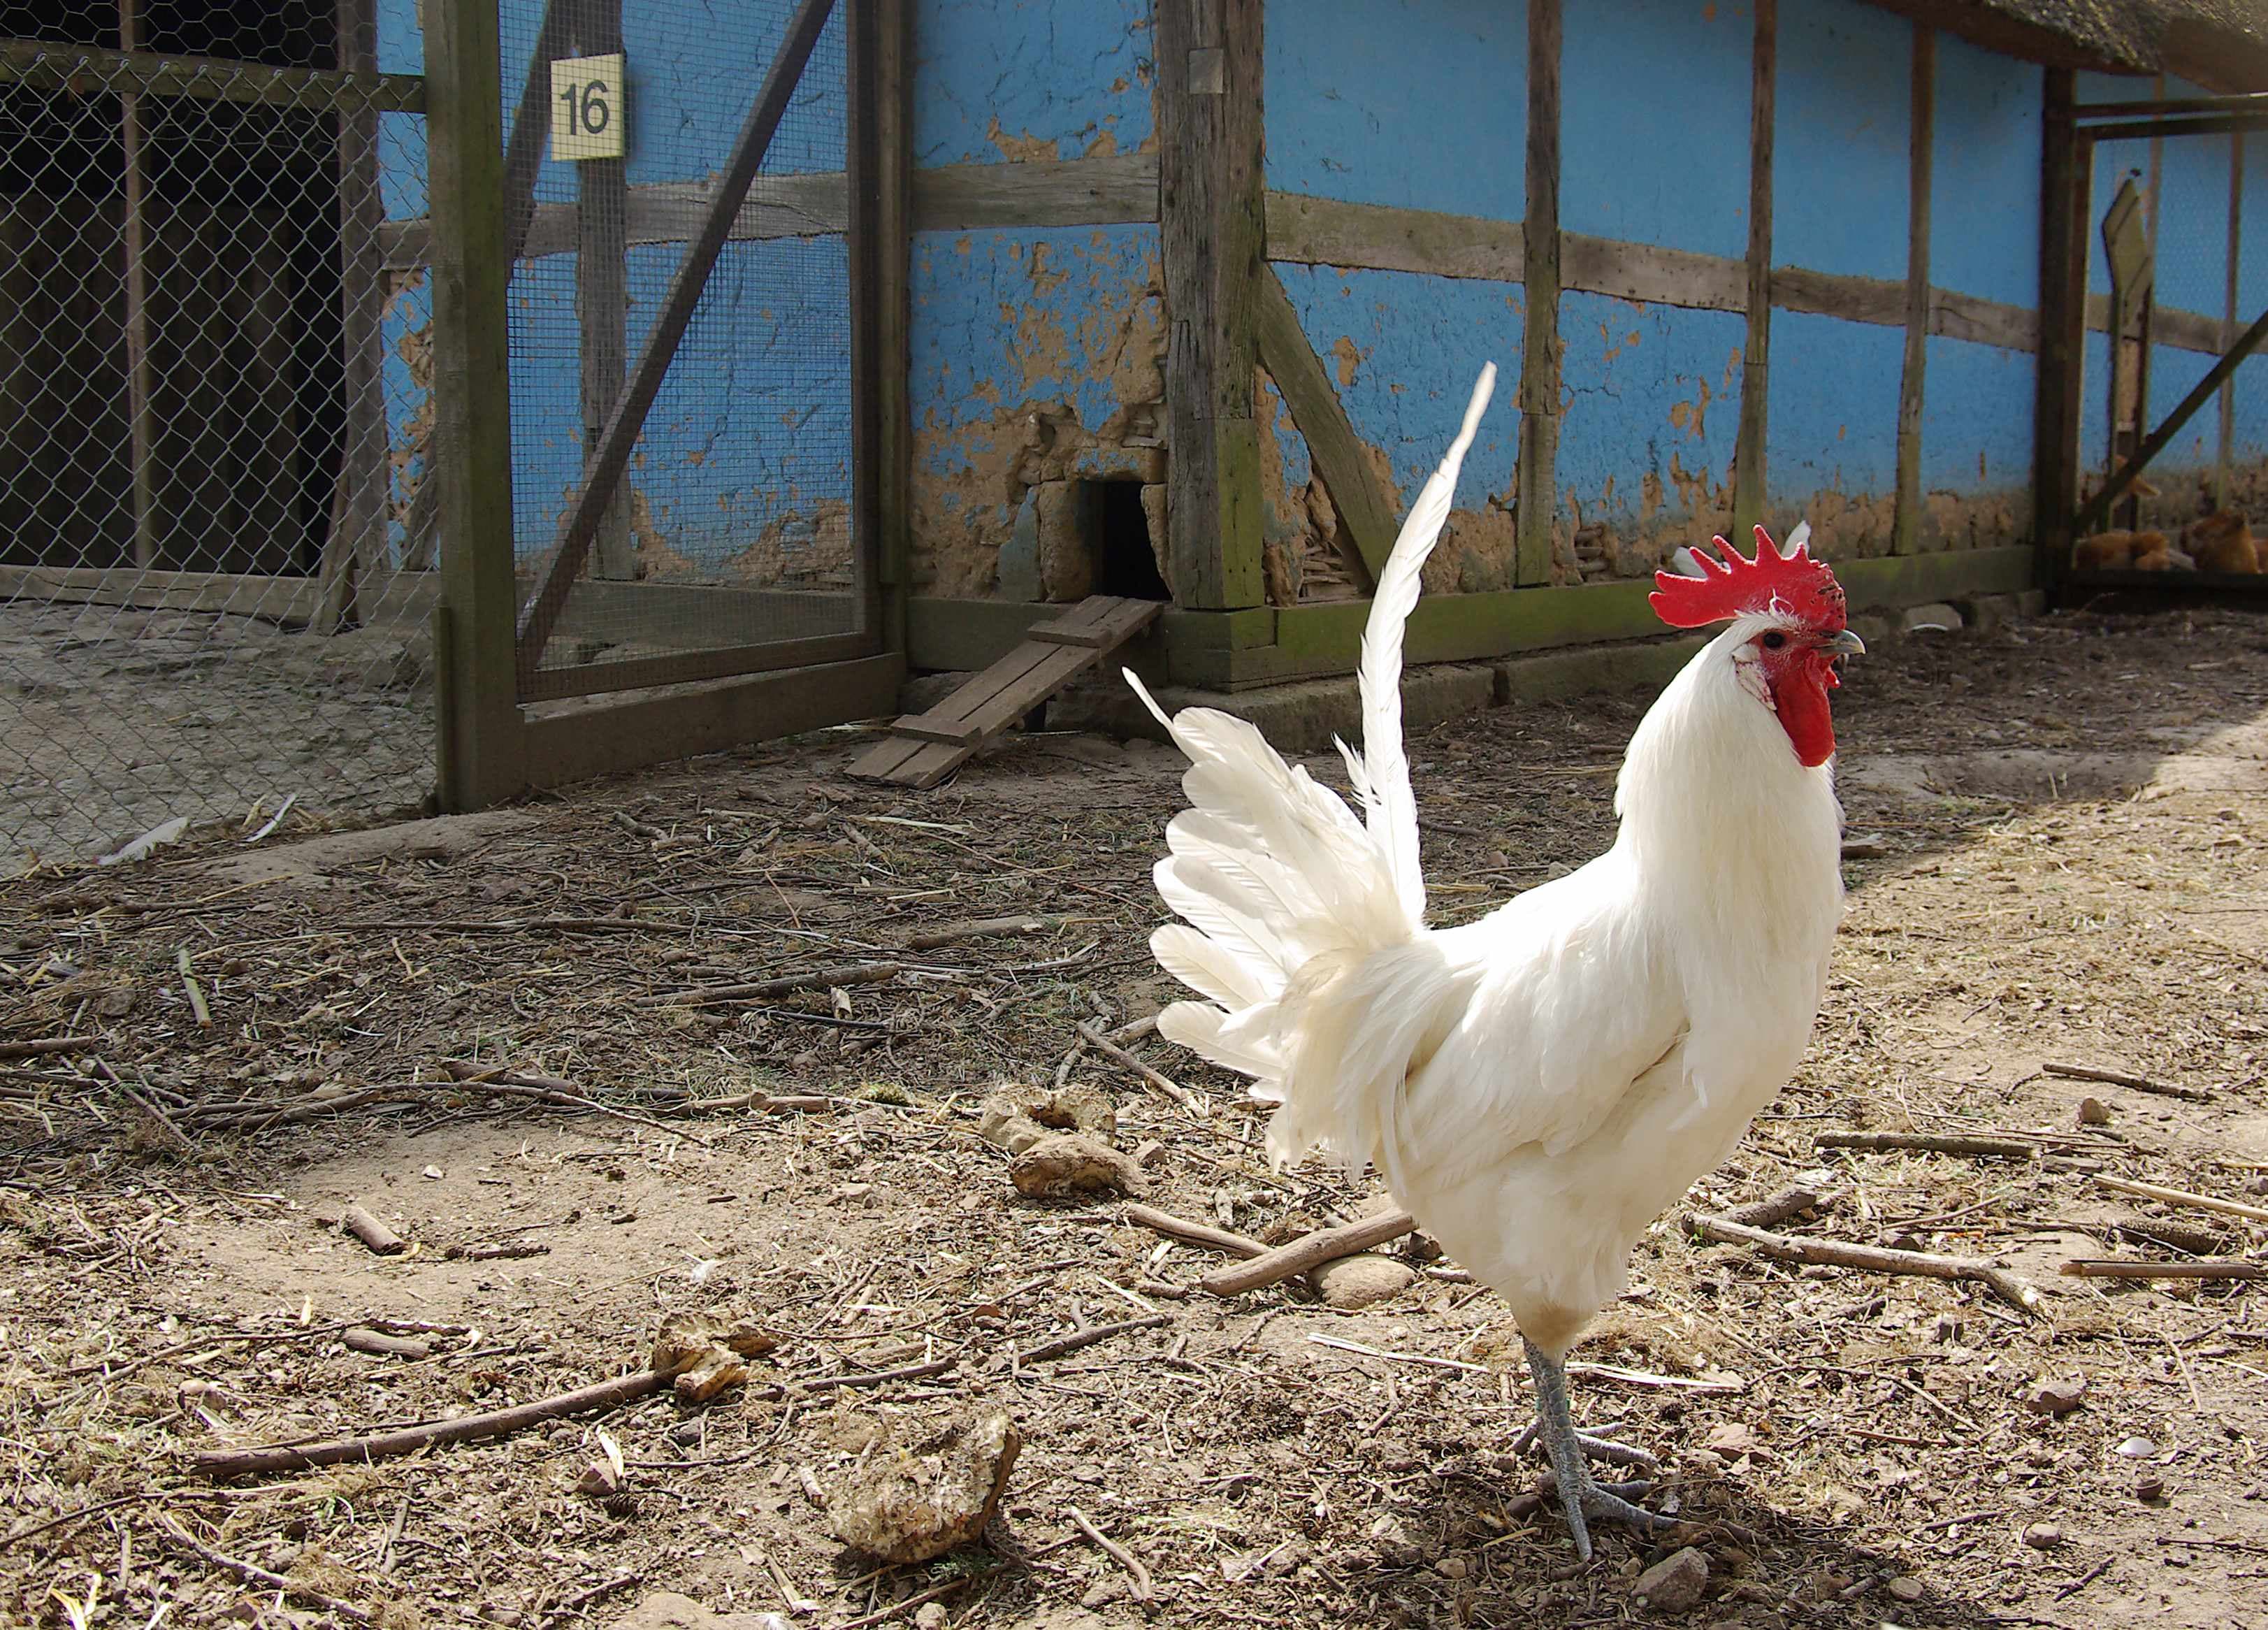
top-left (1524, 1339), bottom-right (1674, 1561)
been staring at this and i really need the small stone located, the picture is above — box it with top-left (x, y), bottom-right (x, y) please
top-left (1079, 1578), bottom-right (1127, 1608)
top-left (2135, 1476), bottom-right (2165, 1501)
top-left (2024, 1376), bottom-right (2088, 1415)
top-left (1434, 1555), bottom-right (1470, 1580)
top-left (2115, 1436), bottom-right (2158, 1459)
top-left (913, 1605), bottom-right (948, 1630)
top-left (828, 1408), bottom-right (1021, 1564)
top-left (2077, 1096), bottom-right (2111, 1125)
top-left (2022, 1522), bottom-right (2065, 1550)
top-left (1887, 1576), bottom-right (1925, 1603)
top-left (1008, 1134), bottom-right (1140, 1199)
top-left (1631, 1546), bottom-right (1710, 1613)
top-left (1311, 1253), bottom-right (1416, 1309)
top-left (422, 1164), bottom-right (445, 1180)
top-left (1900, 601), bottom-right (1963, 635)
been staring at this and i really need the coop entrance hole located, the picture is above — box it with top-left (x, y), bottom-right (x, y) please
top-left (1084, 479), bottom-right (1168, 600)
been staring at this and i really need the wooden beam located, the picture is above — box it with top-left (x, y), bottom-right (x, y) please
top-left (1561, 231), bottom-right (1745, 313)
top-left (319, 0), bottom-right (391, 629)
top-left (0, 38), bottom-right (424, 113)
top-left (865, 0), bottom-right (913, 654)
top-left (519, 656), bottom-right (904, 793)
top-left (514, 0), bottom-right (842, 675)
top-left (117, 0), bottom-right (157, 572)
top-left (571, 0), bottom-right (634, 580)
top-left (1252, 265), bottom-right (1397, 587)
top-left (1893, 26), bottom-right (1935, 557)
top-left (1157, 0), bottom-right (1265, 610)
top-left (1515, 0), bottom-right (1561, 587)
top-left (427, 0), bottom-right (526, 808)
top-left (1266, 191), bottom-right (1522, 282)
top-left (2220, 130), bottom-right (2243, 506)
top-left (1733, 0), bottom-right (1777, 541)
top-left (916, 151), bottom-right (1155, 231)
top-left (2035, 70), bottom-right (2086, 593)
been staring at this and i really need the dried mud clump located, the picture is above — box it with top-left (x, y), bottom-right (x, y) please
top-left (828, 1408), bottom-right (1022, 1564)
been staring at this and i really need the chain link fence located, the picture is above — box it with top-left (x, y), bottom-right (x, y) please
top-left (0, 1), bottom-right (433, 869)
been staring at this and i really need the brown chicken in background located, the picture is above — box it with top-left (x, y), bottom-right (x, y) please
top-left (2185, 510), bottom-right (2262, 574)
top-left (2073, 529), bottom-right (2172, 571)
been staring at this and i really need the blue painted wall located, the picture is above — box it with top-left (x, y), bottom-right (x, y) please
top-left (1931, 36), bottom-right (2039, 308)
top-left (1765, 312), bottom-right (1903, 553)
top-left (1773, 0), bottom-right (1911, 284)
top-left (1265, 0), bottom-right (1524, 221)
top-left (915, 0), bottom-right (1152, 164)
top-left (1562, 0), bottom-right (1751, 261)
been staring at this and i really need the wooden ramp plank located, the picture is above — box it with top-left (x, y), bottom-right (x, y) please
top-left (849, 596), bottom-right (1162, 787)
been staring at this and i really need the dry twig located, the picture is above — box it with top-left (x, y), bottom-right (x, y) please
top-left (1124, 1203), bottom-right (1267, 1259)
top-left (1077, 1020), bottom-right (1202, 1113)
top-left (1201, 1210), bottom-right (1418, 1297)
top-left (2093, 1174), bottom-right (2268, 1225)
top-left (1817, 1132), bottom-right (2035, 1159)
top-left (2058, 1258), bottom-right (2268, 1281)
top-left (2044, 1061), bottom-right (2213, 1103)
top-left (1066, 1506), bottom-right (1154, 1601)
top-left (1019, 1312), bottom-right (1171, 1364)
top-left (1687, 1213), bottom-right (2043, 1317)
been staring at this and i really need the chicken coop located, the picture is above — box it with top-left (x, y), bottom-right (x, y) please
top-left (8, 0), bottom-right (2268, 856)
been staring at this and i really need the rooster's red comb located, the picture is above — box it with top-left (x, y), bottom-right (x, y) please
top-left (1649, 524), bottom-right (1846, 631)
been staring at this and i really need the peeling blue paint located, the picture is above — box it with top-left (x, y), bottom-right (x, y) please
top-left (1774, 0), bottom-right (1911, 283)
top-left (909, 224), bottom-right (1162, 460)
top-left (1264, 0), bottom-right (1524, 221)
top-left (913, 0), bottom-right (1152, 165)
top-left (1562, 0), bottom-right (1751, 260)
top-left (1556, 294), bottom-right (1745, 528)
top-left (1270, 262), bottom-right (1520, 510)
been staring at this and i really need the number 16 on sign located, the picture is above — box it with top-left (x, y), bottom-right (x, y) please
top-left (551, 53), bottom-right (626, 161)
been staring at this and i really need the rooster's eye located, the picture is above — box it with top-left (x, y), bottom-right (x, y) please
top-left (1760, 630), bottom-right (1788, 651)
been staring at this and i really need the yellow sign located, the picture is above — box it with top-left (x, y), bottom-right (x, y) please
top-left (550, 53), bottom-right (626, 161)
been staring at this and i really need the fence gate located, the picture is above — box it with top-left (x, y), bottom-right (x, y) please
top-left (428, 0), bottom-right (907, 807)
top-left (0, 5), bottom-right (433, 868)
top-left (2042, 89), bottom-right (2268, 592)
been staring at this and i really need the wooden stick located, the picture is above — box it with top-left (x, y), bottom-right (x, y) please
top-left (1018, 1313), bottom-right (1171, 1365)
top-left (1201, 1210), bottom-right (1418, 1297)
top-left (749, 1355), bottom-right (958, 1401)
top-left (831, 1574), bottom-right (979, 1630)
top-left (1065, 1506), bottom-right (1153, 1602)
top-left (1077, 1020), bottom-right (1202, 1113)
top-left (343, 1327), bottom-right (433, 1359)
top-left (1817, 1132), bottom-right (2036, 1158)
top-left (1124, 1203), bottom-right (1267, 1259)
top-left (1718, 1183), bottom-right (1831, 1229)
top-left (2059, 1258), bottom-right (2268, 1281)
top-left (338, 1204), bottom-right (405, 1256)
top-left (1686, 1213), bottom-right (2042, 1318)
top-left (153, 1515), bottom-right (374, 1622)
top-left (438, 1063), bottom-right (711, 1145)
top-left (0, 1035), bottom-right (99, 1060)
top-left (901, 914), bottom-right (1056, 951)
top-left (192, 1369), bottom-right (669, 1477)
top-left (2095, 1174), bottom-right (2268, 1225)
top-left (2044, 1062), bottom-right (2213, 1103)
top-left (634, 960), bottom-right (902, 1008)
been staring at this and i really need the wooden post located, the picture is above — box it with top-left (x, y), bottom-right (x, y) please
top-left (1514, 0), bottom-right (1561, 586)
top-left (118, 0), bottom-right (159, 570)
top-left (2220, 131), bottom-right (2242, 507)
top-left (1157, 0), bottom-right (1264, 610)
top-left (1732, 0), bottom-right (1776, 542)
top-left (1892, 26), bottom-right (1934, 556)
top-left (318, 0), bottom-right (391, 628)
top-left (572, 0), bottom-right (633, 579)
top-left (2034, 71), bottom-right (2084, 593)
top-left (428, 0), bottom-right (526, 808)
top-left (852, 0), bottom-right (911, 650)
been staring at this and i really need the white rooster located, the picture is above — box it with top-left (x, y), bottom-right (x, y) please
top-left (1128, 364), bottom-right (1862, 1558)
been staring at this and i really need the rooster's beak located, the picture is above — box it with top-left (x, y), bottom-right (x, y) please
top-left (1821, 629), bottom-right (1865, 658)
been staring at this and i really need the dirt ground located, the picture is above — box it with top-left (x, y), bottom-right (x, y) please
top-left (3, 600), bottom-right (2267, 1630)
top-left (0, 601), bottom-right (434, 870)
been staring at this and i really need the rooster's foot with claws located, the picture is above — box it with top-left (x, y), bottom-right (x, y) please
top-left (1522, 1339), bottom-right (1675, 1561)
top-left (1512, 1420), bottom-right (1661, 1474)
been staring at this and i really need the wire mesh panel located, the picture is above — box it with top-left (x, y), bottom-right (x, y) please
top-left (500, 0), bottom-right (869, 701)
top-left (0, 1), bottom-right (434, 867)
top-left (2081, 127), bottom-right (2259, 546)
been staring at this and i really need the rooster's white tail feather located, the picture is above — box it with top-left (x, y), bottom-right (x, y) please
top-left (1125, 366), bottom-right (1497, 1166)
